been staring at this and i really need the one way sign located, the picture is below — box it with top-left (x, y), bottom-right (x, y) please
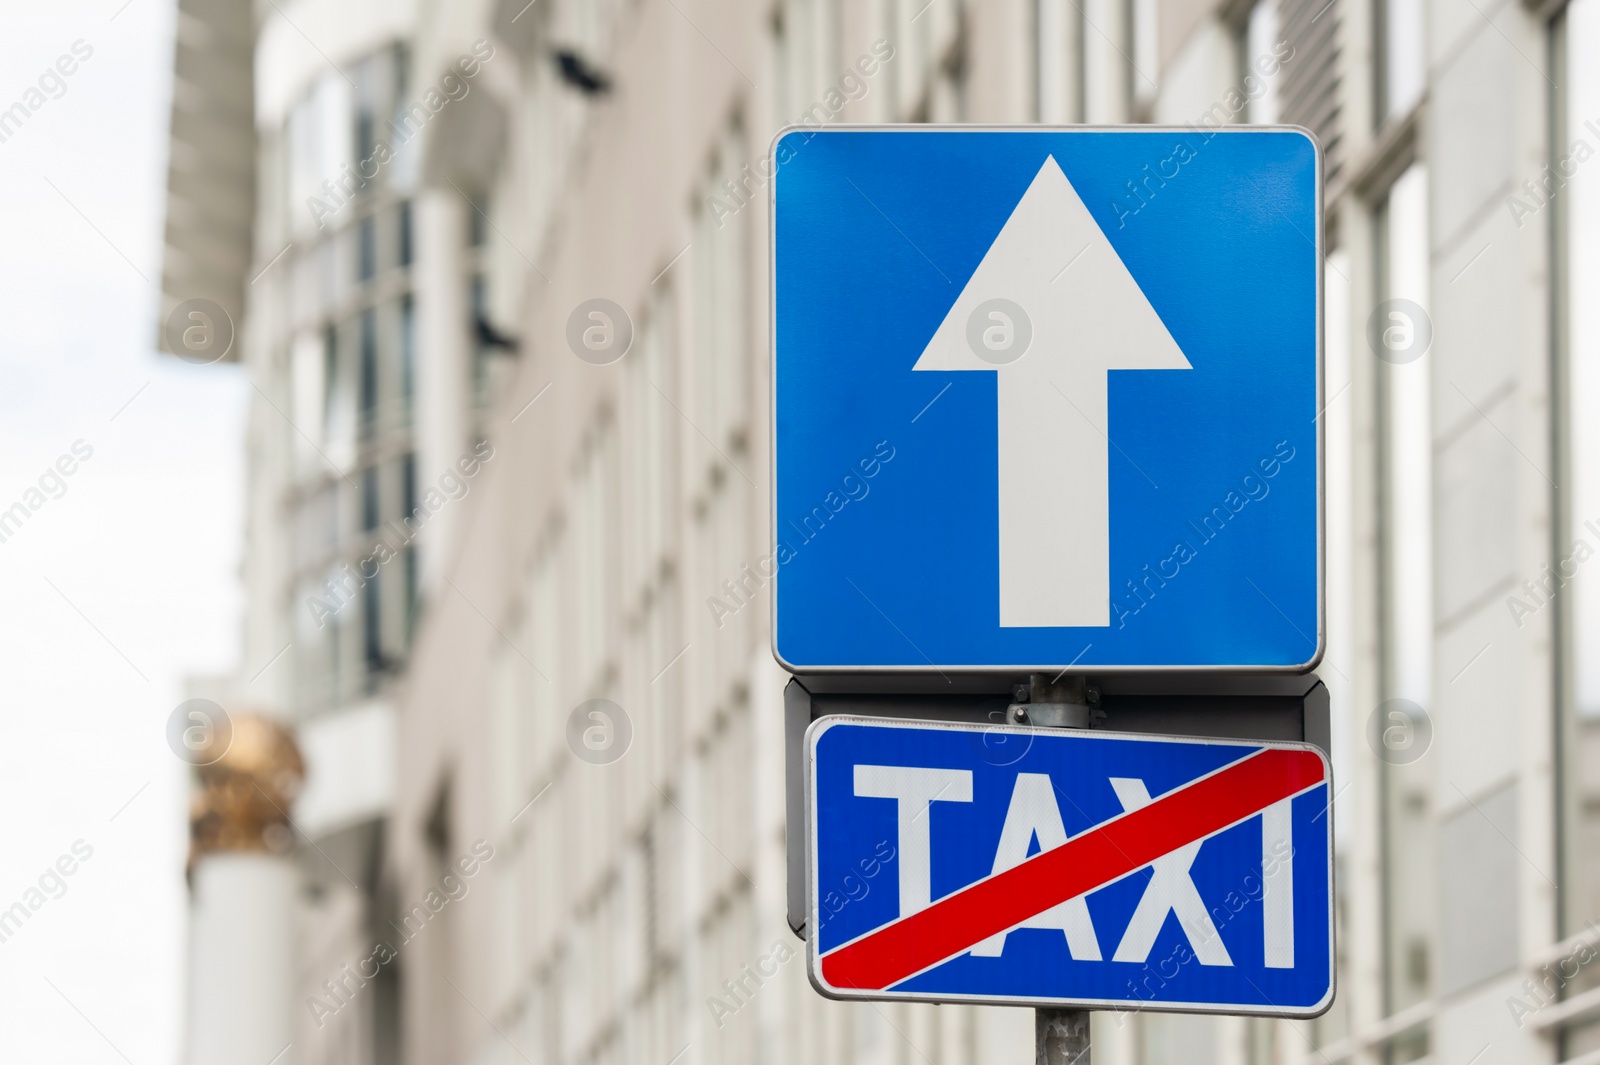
top-left (771, 128), bottom-right (1322, 672)
top-left (805, 717), bottom-right (1334, 1015)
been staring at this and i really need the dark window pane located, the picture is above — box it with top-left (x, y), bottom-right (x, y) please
top-left (358, 215), bottom-right (376, 281)
top-left (398, 201), bottom-right (412, 267)
top-left (404, 546), bottom-right (418, 639)
top-left (393, 43), bottom-right (410, 122)
top-left (356, 112), bottom-right (375, 170)
top-left (363, 577), bottom-right (382, 673)
top-left (322, 324), bottom-right (338, 431)
top-left (361, 467), bottom-right (379, 531)
top-left (360, 308), bottom-right (378, 428)
top-left (471, 274), bottom-right (488, 395)
top-left (401, 295), bottom-right (415, 405)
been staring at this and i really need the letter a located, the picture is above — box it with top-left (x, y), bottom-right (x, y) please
top-left (969, 773), bottom-right (1102, 960)
top-left (1109, 778), bottom-right (1233, 966)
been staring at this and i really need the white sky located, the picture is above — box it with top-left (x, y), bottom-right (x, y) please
top-left (0, 1), bottom-right (248, 1061)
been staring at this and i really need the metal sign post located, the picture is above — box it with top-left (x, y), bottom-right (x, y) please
top-left (1019, 674), bottom-right (1097, 1065)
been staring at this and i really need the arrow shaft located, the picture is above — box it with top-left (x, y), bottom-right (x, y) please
top-left (998, 371), bottom-right (1109, 627)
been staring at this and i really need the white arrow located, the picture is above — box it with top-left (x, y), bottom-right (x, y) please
top-left (913, 155), bottom-right (1192, 628)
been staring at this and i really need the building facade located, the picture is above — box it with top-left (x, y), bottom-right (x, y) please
top-left (161, 0), bottom-right (1600, 1063)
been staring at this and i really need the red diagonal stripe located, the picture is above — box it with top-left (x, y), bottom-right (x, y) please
top-left (820, 746), bottom-right (1326, 991)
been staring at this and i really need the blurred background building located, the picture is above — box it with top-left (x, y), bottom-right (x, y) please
top-left (158, 0), bottom-right (1600, 1063)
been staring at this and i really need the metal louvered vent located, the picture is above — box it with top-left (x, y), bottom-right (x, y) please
top-left (158, 0), bottom-right (255, 361)
top-left (1279, 0), bottom-right (1342, 186)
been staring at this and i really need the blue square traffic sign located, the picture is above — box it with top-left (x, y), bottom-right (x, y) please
top-left (770, 128), bottom-right (1322, 672)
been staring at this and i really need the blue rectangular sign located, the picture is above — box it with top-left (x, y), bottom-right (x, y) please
top-left (771, 127), bottom-right (1323, 672)
top-left (806, 717), bottom-right (1334, 1015)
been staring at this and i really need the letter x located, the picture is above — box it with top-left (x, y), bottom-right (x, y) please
top-left (1108, 778), bottom-right (1233, 966)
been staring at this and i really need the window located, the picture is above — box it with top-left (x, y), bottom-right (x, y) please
top-left (315, 567), bottom-right (343, 706)
top-left (1139, 1014), bottom-right (1218, 1065)
top-left (693, 131), bottom-right (751, 452)
top-left (624, 291), bottom-right (682, 778)
top-left (361, 466), bottom-right (380, 532)
top-left (402, 452), bottom-right (418, 632)
top-left (1131, 0), bottom-right (1159, 113)
top-left (927, 7), bottom-right (968, 122)
top-left (892, 0), bottom-right (963, 122)
top-left (281, 41), bottom-right (420, 716)
top-left (1552, 9), bottom-right (1600, 1057)
top-left (692, 125), bottom-right (757, 707)
top-left (391, 42), bottom-right (420, 191)
top-left (358, 214), bottom-right (376, 281)
top-left (363, 576), bottom-right (382, 675)
top-left (772, 0), bottom-right (841, 125)
top-left (471, 273), bottom-right (489, 403)
top-left (359, 307), bottom-right (378, 431)
top-left (1242, 0), bottom-right (1282, 124)
top-left (401, 453), bottom-right (417, 523)
top-left (287, 73), bottom-right (353, 237)
top-left (1375, 0), bottom-right (1424, 125)
top-left (355, 109), bottom-right (375, 176)
top-left (400, 293), bottom-right (415, 409)
top-left (322, 323), bottom-right (339, 432)
top-left (1315, 245), bottom-right (1356, 1053)
top-left (1374, 163), bottom-right (1435, 1030)
top-left (1035, 0), bottom-right (1086, 123)
top-left (397, 200), bottom-right (412, 267)
top-left (1083, 0), bottom-right (1134, 122)
top-left (392, 42), bottom-right (410, 128)
top-left (572, 419), bottom-right (618, 691)
top-left (354, 54), bottom-right (379, 170)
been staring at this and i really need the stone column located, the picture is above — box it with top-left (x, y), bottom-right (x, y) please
top-left (412, 187), bottom-right (471, 595)
top-left (183, 713), bottom-right (305, 1065)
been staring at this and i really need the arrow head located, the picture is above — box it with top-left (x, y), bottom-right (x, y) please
top-left (914, 155), bottom-right (1192, 377)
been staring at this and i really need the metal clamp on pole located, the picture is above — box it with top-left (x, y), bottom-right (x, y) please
top-left (1009, 675), bottom-right (1103, 730)
top-left (1025, 673), bottom-right (1095, 1065)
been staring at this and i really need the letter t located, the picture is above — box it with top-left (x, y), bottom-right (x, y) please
top-left (853, 765), bottom-right (973, 917)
